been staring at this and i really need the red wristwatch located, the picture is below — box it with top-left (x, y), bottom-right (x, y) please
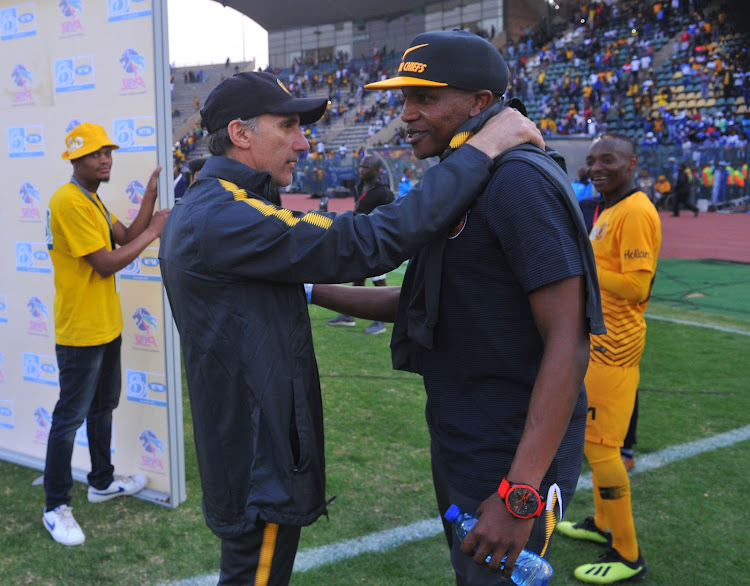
top-left (498, 477), bottom-right (545, 519)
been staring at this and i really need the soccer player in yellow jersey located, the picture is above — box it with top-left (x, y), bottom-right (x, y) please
top-left (557, 133), bottom-right (661, 584)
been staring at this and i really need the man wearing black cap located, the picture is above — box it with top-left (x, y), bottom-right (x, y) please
top-left (158, 70), bottom-right (544, 584)
top-left (311, 30), bottom-right (604, 584)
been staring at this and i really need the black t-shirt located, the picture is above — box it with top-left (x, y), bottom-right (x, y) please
top-left (354, 181), bottom-right (394, 215)
top-left (421, 159), bottom-right (587, 502)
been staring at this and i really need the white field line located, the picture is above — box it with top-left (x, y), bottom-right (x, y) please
top-left (645, 313), bottom-right (750, 336)
top-left (161, 424), bottom-right (750, 585)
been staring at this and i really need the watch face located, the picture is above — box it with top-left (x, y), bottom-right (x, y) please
top-left (507, 486), bottom-right (541, 518)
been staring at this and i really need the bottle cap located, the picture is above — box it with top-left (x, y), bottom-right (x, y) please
top-left (444, 504), bottom-right (462, 522)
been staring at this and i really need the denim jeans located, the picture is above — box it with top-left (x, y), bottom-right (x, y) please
top-left (44, 336), bottom-right (122, 510)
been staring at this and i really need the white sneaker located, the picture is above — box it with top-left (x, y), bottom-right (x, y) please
top-left (43, 505), bottom-right (85, 546)
top-left (88, 474), bottom-right (148, 503)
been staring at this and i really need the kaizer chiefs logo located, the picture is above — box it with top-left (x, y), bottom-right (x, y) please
top-left (448, 210), bottom-right (469, 239)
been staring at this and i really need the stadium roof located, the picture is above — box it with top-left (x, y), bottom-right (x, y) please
top-left (212, 0), bottom-right (430, 31)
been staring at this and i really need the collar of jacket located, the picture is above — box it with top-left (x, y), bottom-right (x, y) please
top-left (200, 155), bottom-right (274, 200)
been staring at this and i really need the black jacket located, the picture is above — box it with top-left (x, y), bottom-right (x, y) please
top-left (159, 147), bottom-right (495, 538)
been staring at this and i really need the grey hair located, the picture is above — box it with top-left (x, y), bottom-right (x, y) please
top-left (206, 116), bottom-right (260, 156)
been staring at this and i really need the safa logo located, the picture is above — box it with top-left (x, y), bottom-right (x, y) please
top-left (108, 0), bottom-right (152, 22)
top-left (132, 307), bottom-right (159, 349)
top-left (120, 48), bottom-right (147, 94)
top-left (26, 296), bottom-right (49, 337)
top-left (125, 179), bottom-right (145, 220)
top-left (0, 294), bottom-right (8, 323)
top-left (8, 125), bottom-right (44, 158)
top-left (11, 64), bottom-right (33, 104)
top-left (126, 369), bottom-right (167, 406)
top-left (54, 55), bottom-right (95, 93)
top-left (138, 429), bottom-right (165, 472)
top-left (113, 116), bottom-right (156, 152)
top-left (59, 0), bottom-right (83, 36)
top-left (0, 399), bottom-right (14, 429)
top-left (34, 406), bottom-right (52, 442)
top-left (19, 182), bottom-right (41, 222)
top-left (0, 4), bottom-right (37, 41)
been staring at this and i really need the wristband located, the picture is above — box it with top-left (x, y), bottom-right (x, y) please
top-left (304, 283), bottom-right (313, 304)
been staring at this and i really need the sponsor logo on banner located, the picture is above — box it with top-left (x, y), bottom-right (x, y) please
top-left (0, 352), bottom-right (5, 382)
top-left (108, 0), bottom-right (152, 22)
top-left (122, 252), bottom-right (161, 281)
top-left (113, 117), bottom-right (156, 152)
top-left (8, 125), bottom-right (44, 158)
top-left (19, 182), bottom-right (42, 222)
top-left (119, 47), bottom-right (147, 94)
top-left (138, 429), bottom-right (165, 472)
top-left (0, 4), bottom-right (37, 41)
top-left (0, 295), bottom-right (8, 323)
top-left (16, 242), bottom-right (51, 273)
top-left (54, 55), bottom-right (95, 92)
top-left (125, 179), bottom-right (144, 220)
top-left (0, 399), bottom-right (14, 429)
top-left (131, 307), bottom-right (159, 350)
top-left (58, 0), bottom-right (83, 37)
top-left (126, 369), bottom-right (166, 406)
top-left (11, 63), bottom-right (33, 104)
top-left (34, 406), bottom-right (52, 442)
top-left (75, 419), bottom-right (115, 453)
top-left (26, 295), bottom-right (49, 337)
top-left (22, 352), bottom-right (58, 386)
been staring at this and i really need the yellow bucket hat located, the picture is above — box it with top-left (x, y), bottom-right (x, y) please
top-left (61, 122), bottom-right (119, 160)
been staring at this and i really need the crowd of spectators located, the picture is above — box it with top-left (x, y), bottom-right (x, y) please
top-left (172, 0), bottom-right (748, 209)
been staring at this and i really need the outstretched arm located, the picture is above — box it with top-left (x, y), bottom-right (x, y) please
top-left (312, 284), bottom-right (401, 322)
top-left (87, 166), bottom-right (169, 278)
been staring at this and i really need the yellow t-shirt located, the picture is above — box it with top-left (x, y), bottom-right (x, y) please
top-left (588, 191), bottom-right (661, 367)
top-left (47, 182), bottom-right (123, 346)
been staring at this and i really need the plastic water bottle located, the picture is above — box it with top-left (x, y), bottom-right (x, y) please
top-left (444, 505), bottom-right (553, 586)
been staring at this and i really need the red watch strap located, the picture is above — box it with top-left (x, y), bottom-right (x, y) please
top-left (498, 477), bottom-right (512, 498)
top-left (498, 477), bottom-right (545, 519)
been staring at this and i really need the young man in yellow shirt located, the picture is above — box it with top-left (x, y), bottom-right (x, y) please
top-left (43, 123), bottom-right (168, 546)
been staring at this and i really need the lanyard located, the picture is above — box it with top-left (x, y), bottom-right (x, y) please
top-left (69, 176), bottom-right (120, 293)
top-left (70, 175), bottom-right (116, 251)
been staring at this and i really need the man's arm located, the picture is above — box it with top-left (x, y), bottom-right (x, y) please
top-left (311, 284), bottom-right (401, 322)
top-left (85, 209), bottom-right (169, 277)
top-left (87, 166), bottom-right (168, 277)
top-left (113, 166), bottom-right (162, 245)
top-left (459, 275), bottom-right (590, 578)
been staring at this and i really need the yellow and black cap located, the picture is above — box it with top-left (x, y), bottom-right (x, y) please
top-left (200, 71), bottom-right (329, 133)
top-left (365, 29), bottom-right (508, 94)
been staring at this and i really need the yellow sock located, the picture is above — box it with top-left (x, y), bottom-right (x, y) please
top-left (585, 441), bottom-right (639, 561)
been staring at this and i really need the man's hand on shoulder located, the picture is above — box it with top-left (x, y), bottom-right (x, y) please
top-left (467, 108), bottom-right (545, 159)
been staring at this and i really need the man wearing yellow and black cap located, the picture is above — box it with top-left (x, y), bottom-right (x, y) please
top-left (311, 30), bottom-right (604, 584)
top-left (159, 69), bottom-right (543, 584)
top-left (43, 122), bottom-right (168, 547)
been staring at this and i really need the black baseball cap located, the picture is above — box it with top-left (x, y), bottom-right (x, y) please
top-left (200, 71), bottom-right (329, 133)
top-left (365, 29), bottom-right (508, 94)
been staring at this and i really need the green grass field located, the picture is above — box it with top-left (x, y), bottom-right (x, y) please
top-left (1, 259), bottom-right (748, 585)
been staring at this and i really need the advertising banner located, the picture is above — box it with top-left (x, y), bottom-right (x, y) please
top-left (0, 0), bottom-right (185, 508)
